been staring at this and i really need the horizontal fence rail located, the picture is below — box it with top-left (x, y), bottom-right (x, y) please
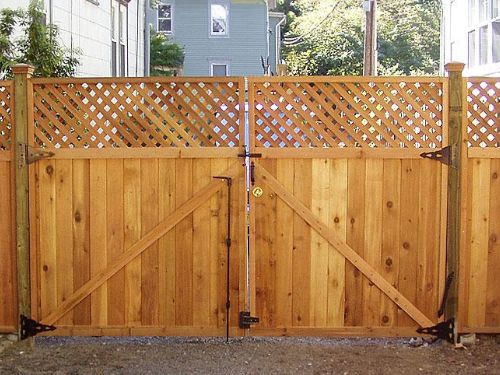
top-left (32, 77), bottom-right (245, 149)
top-left (248, 77), bottom-right (446, 149)
top-left (0, 81), bottom-right (14, 151)
top-left (467, 78), bottom-right (499, 148)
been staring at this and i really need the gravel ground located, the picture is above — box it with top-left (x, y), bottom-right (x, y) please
top-left (0, 335), bottom-right (498, 374)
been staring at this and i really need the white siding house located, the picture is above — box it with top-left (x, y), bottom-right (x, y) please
top-left (0, 0), bottom-right (146, 77)
top-left (442, 0), bottom-right (500, 76)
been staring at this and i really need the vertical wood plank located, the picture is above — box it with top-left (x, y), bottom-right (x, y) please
top-left (211, 159), bottom-right (229, 328)
top-left (380, 159), bottom-right (401, 327)
top-left (175, 159), bottom-right (193, 326)
top-left (310, 159), bottom-right (329, 327)
top-left (363, 159), bottom-right (383, 326)
top-left (345, 159), bottom-right (366, 326)
top-left (467, 159), bottom-right (491, 327)
top-left (141, 159), bottom-right (159, 326)
top-left (327, 159), bottom-right (347, 327)
top-left (158, 159), bottom-right (176, 326)
top-left (398, 160), bottom-right (420, 327)
top-left (90, 159), bottom-right (107, 326)
top-left (55, 160), bottom-right (74, 325)
top-left (486, 159), bottom-right (500, 326)
top-left (123, 159), bottom-right (142, 326)
top-left (255, 159), bottom-right (276, 328)
top-left (292, 159), bottom-right (312, 326)
top-left (192, 159), bottom-right (211, 326)
top-left (39, 160), bottom-right (57, 320)
top-left (0, 162), bottom-right (14, 327)
top-left (106, 159), bottom-right (125, 325)
top-left (72, 159), bottom-right (91, 325)
top-left (417, 160), bottom-right (440, 322)
top-left (275, 159), bottom-right (294, 328)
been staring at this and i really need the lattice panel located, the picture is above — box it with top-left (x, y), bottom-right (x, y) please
top-left (250, 79), bottom-right (444, 148)
top-left (0, 82), bottom-right (14, 151)
top-left (467, 79), bottom-right (499, 148)
top-left (32, 78), bottom-right (243, 148)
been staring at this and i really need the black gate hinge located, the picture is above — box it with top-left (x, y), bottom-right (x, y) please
top-left (17, 143), bottom-right (54, 168)
top-left (416, 318), bottom-right (455, 343)
top-left (20, 315), bottom-right (56, 340)
top-left (420, 146), bottom-right (453, 167)
top-left (239, 311), bottom-right (260, 329)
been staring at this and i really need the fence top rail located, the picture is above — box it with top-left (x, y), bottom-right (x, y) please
top-left (31, 76), bottom-right (245, 85)
top-left (467, 77), bottom-right (500, 83)
top-left (247, 76), bottom-right (447, 84)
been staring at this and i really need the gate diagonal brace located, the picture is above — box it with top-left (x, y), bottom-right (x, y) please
top-left (20, 315), bottom-right (56, 340)
top-left (416, 318), bottom-right (455, 343)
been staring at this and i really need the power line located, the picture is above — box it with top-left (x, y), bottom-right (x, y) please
top-left (283, 0), bottom-right (346, 46)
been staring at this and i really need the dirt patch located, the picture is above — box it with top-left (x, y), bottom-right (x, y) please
top-left (0, 336), bottom-right (498, 374)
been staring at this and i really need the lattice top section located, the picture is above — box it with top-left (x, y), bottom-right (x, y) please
top-left (32, 77), bottom-right (244, 148)
top-left (0, 82), bottom-right (14, 151)
top-left (467, 79), bottom-right (499, 148)
top-left (249, 78), bottom-right (445, 148)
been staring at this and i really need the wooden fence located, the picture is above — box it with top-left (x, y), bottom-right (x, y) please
top-left (248, 77), bottom-right (447, 336)
top-left (460, 78), bottom-right (499, 332)
top-left (0, 81), bottom-right (16, 333)
top-left (0, 65), bottom-right (498, 338)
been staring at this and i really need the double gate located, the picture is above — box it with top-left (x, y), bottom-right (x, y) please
top-left (24, 76), bottom-right (447, 337)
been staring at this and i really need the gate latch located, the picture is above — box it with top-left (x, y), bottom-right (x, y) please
top-left (20, 315), bottom-right (56, 340)
top-left (239, 311), bottom-right (259, 329)
top-left (420, 146), bottom-right (452, 167)
top-left (17, 143), bottom-right (55, 167)
top-left (416, 318), bottom-right (455, 343)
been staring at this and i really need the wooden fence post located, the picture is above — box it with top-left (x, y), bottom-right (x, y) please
top-left (12, 64), bottom-right (35, 339)
top-left (444, 62), bottom-right (466, 342)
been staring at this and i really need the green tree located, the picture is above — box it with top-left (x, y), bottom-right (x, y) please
top-left (0, 0), bottom-right (79, 78)
top-left (150, 30), bottom-right (184, 76)
top-left (283, 0), bottom-right (441, 76)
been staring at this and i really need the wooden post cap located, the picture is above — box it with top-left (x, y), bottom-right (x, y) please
top-left (444, 62), bottom-right (465, 73)
top-left (11, 64), bottom-right (35, 75)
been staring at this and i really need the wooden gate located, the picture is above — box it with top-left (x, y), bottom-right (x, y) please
top-left (28, 77), bottom-right (247, 336)
top-left (247, 77), bottom-right (448, 336)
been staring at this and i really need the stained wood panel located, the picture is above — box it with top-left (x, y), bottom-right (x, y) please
top-left (253, 158), bottom-right (445, 332)
top-left (0, 159), bottom-right (16, 332)
top-left (32, 157), bottom-right (244, 335)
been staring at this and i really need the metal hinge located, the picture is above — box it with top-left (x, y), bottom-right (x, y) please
top-left (416, 318), bottom-right (455, 343)
top-left (239, 311), bottom-right (260, 329)
top-left (20, 315), bottom-right (56, 340)
top-left (420, 146), bottom-right (453, 167)
top-left (17, 143), bottom-right (54, 168)
top-left (237, 148), bottom-right (262, 159)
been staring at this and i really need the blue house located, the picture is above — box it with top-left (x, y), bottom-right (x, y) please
top-left (146, 0), bottom-right (285, 76)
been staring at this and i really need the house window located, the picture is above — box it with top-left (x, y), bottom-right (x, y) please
top-left (158, 3), bottom-right (172, 33)
top-left (210, 1), bottom-right (229, 36)
top-left (111, 0), bottom-right (128, 77)
top-left (467, 0), bottom-right (500, 67)
top-left (493, 20), bottom-right (500, 62)
top-left (210, 62), bottom-right (229, 76)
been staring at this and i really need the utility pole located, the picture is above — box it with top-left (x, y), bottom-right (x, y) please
top-left (363, 0), bottom-right (377, 76)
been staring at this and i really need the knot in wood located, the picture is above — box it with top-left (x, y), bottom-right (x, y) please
top-left (46, 165), bottom-right (54, 175)
top-left (385, 257), bottom-right (393, 267)
top-left (334, 216), bottom-right (340, 224)
top-left (74, 211), bottom-right (81, 223)
top-left (403, 242), bottom-right (410, 250)
top-left (382, 315), bottom-right (390, 324)
top-left (386, 201), bottom-right (393, 208)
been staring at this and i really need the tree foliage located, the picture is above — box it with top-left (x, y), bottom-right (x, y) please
top-left (150, 29), bottom-right (184, 76)
top-left (281, 0), bottom-right (441, 76)
top-left (0, 0), bottom-right (79, 78)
